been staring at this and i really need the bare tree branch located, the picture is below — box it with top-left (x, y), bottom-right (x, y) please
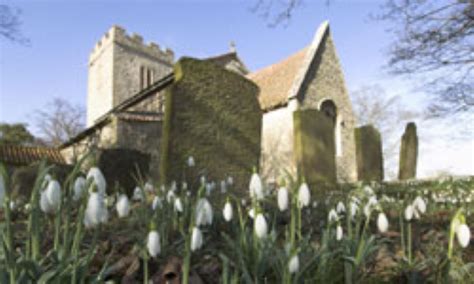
top-left (0, 4), bottom-right (29, 45)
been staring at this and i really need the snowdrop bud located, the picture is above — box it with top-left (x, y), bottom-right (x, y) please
top-left (241, 199), bottom-right (247, 207)
top-left (85, 191), bottom-right (108, 227)
top-left (336, 225), bottom-right (343, 241)
top-left (40, 191), bottom-right (52, 213)
top-left (350, 202), bottom-right (358, 218)
top-left (220, 181), bottom-right (227, 194)
top-left (405, 205), bottom-right (414, 221)
top-left (87, 167), bottom-right (106, 195)
top-left (132, 186), bottom-right (144, 201)
top-left (277, 187), bottom-right (289, 211)
top-left (182, 182), bottom-right (188, 191)
top-left (248, 208), bottom-right (255, 219)
top-left (328, 209), bottom-right (338, 223)
top-left (288, 254), bottom-right (300, 274)
top-left (9, 200), bottom-right (15, 211)
top-left (166, 190), bottom-right (175, 203)
top-left (46, 180), bottom-right (61, 211)
top-left (312, 201), bottom-right (318, 209)
top-left (413, 196), bottom-right (426, 214)
top-left (73, 176), bottom-right (86, 201)
top-left (174, 198), bottom-right (183, 213)
top-left (191, 227), bottom-right (203, 251)
top-left (254, 213), bottom-right (268, 239)
top-left (377, 212), bottom-right (389, 233)
top-left (227, 176), bottom-right (234, 186)
top-left (363, 185), bottom-right (374, 196)
top-left (152, 196), bottom-right (162, 210)
top-left (456, 224), bottom-right (471, 248)
top-left (336, 201), bottom-right (346, 213)
top-left (196, 198), bottom-right (213, 226)
top-left (249, 172), bottom-right (264, 200)
top-left (187, 156), bottom-right (195, 167)
top-left (200, 176), bottom-right (206, 185)
top-left (116, 194), bottom-right (130, 218)
top-left (206, 183), bottom-right (212, 196)
top-left (223, 201), bottom-right (233, 222)
top-left (297, 183), bottom-right (310, 208)
top-left (147, 230), bottom-right (161, 257)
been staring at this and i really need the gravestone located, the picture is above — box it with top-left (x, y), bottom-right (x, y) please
top-left (159, 57), bottom-right (261, 191)
top-left (293, 109), bottom-right (337, 185)
top-left (355, 125), bottom-right (384, 182)
top-left (398, 122), bottom-right (418, 180)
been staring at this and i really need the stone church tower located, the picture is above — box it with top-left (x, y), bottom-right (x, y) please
top-left (87, 26), bottom-right (175, 126)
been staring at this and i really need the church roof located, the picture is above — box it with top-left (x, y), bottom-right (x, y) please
top-left (247, 21), bottom-right (330, 111)
top-left (0, 145), bottom-right (66, 166)
top-left (205, 52), bottom-right (250, 75)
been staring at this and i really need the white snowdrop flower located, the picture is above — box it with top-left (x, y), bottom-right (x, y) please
top-left (86, 167), bottom-right (106, 195)
top-left (187, 156), bottom-right (195, 167)
top-left (152, 196), bottom-right (162, 210)
top-left (297, 183), bottom-right (310, 208)
top-left (191, 227), bottom-right (203, 251)
top-left (166, 190), bottom-right (175, 203)
top-left (456, 224), bottom-right (471, 248)
top-left (0, 174), bottom-right (4, 206)
top-left (182, 182), bottom-right (188, 191)
top-left (116, 194), bottom-right (130, 218)
top-left (40, 190), bottom-right (53, 213)
top-left (85, 191), bottom-right (108, 227)
top-left (24, 203), bottom-right (31, 212)
top-left (363, 185), bottom-right (374, 196)
top-left (277, 186), bottom-right (289, 211)
top-left (288, 254), bottom-right (300, 274)
top-left (196, 198), bottom-right (213, 226)
top-left (248, 208), bottom-right (255, 219)
top-left (132, 186), bottom-right (144, 201)
top-left (147, 230), bottom-right (161, 257)
top-left (223, 201), bottom-right (233, 222)
top-left (328, 209), bottom-right (338, 223)
top-left (144, 182), bottom-right (154, 194)
top-left (336, 225), bottom-right (343, 241)
top-left (363, 203), bottom-right (373, 218)
top-left (200, 176), bottom-right (206, 185)
top-left (350, 202), bottom-right (358, 218)
top-left (220, 180), bottom-right (227, 194)
top-left (45, 180), bottom-right (61, 211)
top-left (254, 213), bottom-right (268, 239)
top-left (336, 201), bottom-right (346, 213)
top-left (368, 196), bottom-right (378, 207)
top-left (413, 196), bottom-right (426, 214)
top-left (73, 176), bottom-right (86, 201)
top-left (249, 172), bottom-right (264, 200)
top-left (205, 183), bottom-right (212, 196)
top-left (405, 205), bottom-right (414, 221)
top-left (241, 199), bottom-right (247, 207)
top-left (227, 176), bottom-right (234, 186)
top-left (9, 200), bottom-right (16, 211)
top-left (174, 197), bottom-right (183, 213)
top-left (377, 212), bottom-right (389, 233)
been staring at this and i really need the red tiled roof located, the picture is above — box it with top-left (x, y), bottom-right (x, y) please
top-left (247, 47), bottom-right (309, 110)
top-left (0, 145), bottom-right (66, 166)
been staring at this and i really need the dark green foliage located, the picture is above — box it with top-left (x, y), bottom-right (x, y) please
top-left (11, 161), bottom-right (72, 201)
top-left (97, 148), bottom-right (150, 196)
top-left (399, 122), bottom-right (418, 180)
top-left (355, 125), bottom-right (384, 182)
top-left (0, 123), bottom-right (35, 146)
top-left (293, 109), bottom-right (337, 187)
top-left (160, 57), bottom-right (262, 191)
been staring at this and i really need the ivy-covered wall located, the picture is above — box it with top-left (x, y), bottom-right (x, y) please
top-left (160, 57), bottom-right (262, 191)
top-left (293, 109), bottom-right (337, 187)
top-left (355, 125), bottom-right (384, 182)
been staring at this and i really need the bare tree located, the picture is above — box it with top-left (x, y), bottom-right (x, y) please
top-left (377, 0), bottom-right (474, 119)
top-left (0, 4), bottom-right (28, 44)
top-left (32, 98), bottom-right (85, 146)
top-left (351, 85), bottom-right (419, 179)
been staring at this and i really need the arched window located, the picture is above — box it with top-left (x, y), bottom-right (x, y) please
top-left (319, 99), bottom-right (343, 157)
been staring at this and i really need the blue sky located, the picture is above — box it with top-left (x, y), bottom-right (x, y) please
top-left (0, 0), bottom-right (472, 177)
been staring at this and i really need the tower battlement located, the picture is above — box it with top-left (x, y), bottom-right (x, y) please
top-left (89, 25), bottom-right (174, 66)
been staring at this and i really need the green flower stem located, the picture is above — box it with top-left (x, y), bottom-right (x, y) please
top-left (407, 222), bottom-right (412, 266)
top-left (144, 252), bottom-right (149, 284)
top-left (399, 211), bottom-right (406, 259)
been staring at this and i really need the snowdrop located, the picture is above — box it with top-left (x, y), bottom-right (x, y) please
top-left (336, 201), bottom-right (346, 213)
top-left (40, 190), bottom-right (53, 213)
top-left (405, 204), bottom-right (414, 221)
top-left (413, 196), bottom-right (426, 214)
top-left (220, 180), bottom-right (227, 194)
top-left (254, 213), bottom-right (268, 239)
top-left (84, 190), bottom-right (108, 228)
top-left (456, 224), bottom-right (471, 248)
top-left (144, 182), bottom-right (154, 194)
top-left (73, 176), bottom-right (86, 201)
top-left (174, 197), bottom-right (183, 213)
top-left (249, 172), bottom-right (264, 200)
top-left (40, 180), bottom-right (61, 214)
top-left (116, 194), bottom-right (130, 218)
top-left (377, 212), bottom-right (389, 233)
top-left (166, 190), bottom-right (175, 203)
top-left (277, 186), bottom-right (289, 211)
top-left (152, 196), bottom-right (162, 210)
top-left (297, 183), bottom-right (310, 208)
top-left (350, 202), bottom-right (358, 218)
top-left (86, 167), bottom-right (106, 195)
top-left (196, 198), bottom-right (213, 226)
top-left (187, 156), bottom-right (195, 167)
top-left (336, 225), bottom-right (343, 241)
top-left (147, 230), bottom-right (161, 257)
top-left (191, 227), bottom-right (203, 251)
top-left (227, 176), bottom-right (234, 186)
top-left (223, 201), bottom-right (233, 222)
top-left (328, 209), bottom-right (338, 223)
top-left (132, 186), bottom-right (144, 202)
top-left (288, 254), bottom-right (300, 274)
top-left (248, 208), bottom-right (255, 219)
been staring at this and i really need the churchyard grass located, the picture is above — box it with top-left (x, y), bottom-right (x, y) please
top-left (0, 160), bottom-right (473, 283)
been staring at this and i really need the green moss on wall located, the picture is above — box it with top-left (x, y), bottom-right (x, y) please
top-left (293, 109), bottom-right (337, 188)
top-left (159, 57), bottom-right (262, 191)
top-left (355, 125), bottom-right (384, 182)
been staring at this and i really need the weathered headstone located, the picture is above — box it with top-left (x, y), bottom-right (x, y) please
top-left (354, 125), bottom-right (384, 182)
top-left (293, 109), bottom-right (337, 185)
top-left (398, 122), bottom-right (418, 180)
top-left (159, 57), bottom-right (261, 191)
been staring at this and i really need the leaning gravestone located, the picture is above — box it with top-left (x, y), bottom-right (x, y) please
top-left (159, 57), bottom-right (261, 191)
top-left (355, 125), bottom-right (384, 182)
top-left (398, 122), bottom-right (418, 180)
top-left (293, 109), bottom-right (337, 185)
